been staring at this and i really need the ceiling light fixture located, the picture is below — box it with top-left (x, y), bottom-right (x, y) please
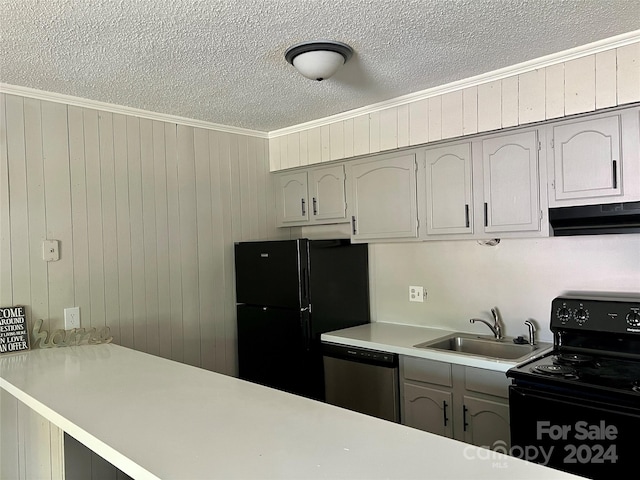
top-left (285, 41), bottom-right (353, 81)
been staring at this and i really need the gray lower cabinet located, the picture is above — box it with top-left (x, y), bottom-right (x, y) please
top-left (400, 356), bottom-right (511, 450)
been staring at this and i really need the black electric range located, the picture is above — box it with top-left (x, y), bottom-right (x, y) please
top-left (506, 294), bottom-right (640, 479)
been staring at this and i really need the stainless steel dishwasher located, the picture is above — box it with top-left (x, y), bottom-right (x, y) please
top-left (322, 342), bottom-right (400, 423)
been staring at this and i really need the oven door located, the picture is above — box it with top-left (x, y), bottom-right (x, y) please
top-left (509, 385), bottom-right (640, 479)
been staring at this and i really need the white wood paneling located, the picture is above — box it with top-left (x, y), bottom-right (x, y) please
top-left (617, 43), bottom-right (640, 104)
top-left (0, 92), bottom-right (277, 377)
top-left (564, 56), bottom-right (596, 115)
top-left (518, 69), bottom-right (545, 124)
top-left (441, 91), bottom-right (463, 139)
top-left (501, 76), bottom-right (519, 128)
top-left (369, 111), bottom-right (381, 153)
top-left (287, 132), bottom-right (300, 167)
top-left (329, 121), bottom-right (344, 160)
top-left (343, 118), bottom-right (354, 158)
top-left (409, 98), bottom-right (429, 146)
top-left (268, 135), bottom-right (280, 171)
top-left (379, 107), bottom-right (398, 151)
top-left (0, 97), bottom-right (13, 308)
top-left (299, 129), bottom-right (309, 166)
top-left (307, 126), bottom-right (322, 165)
top-left (545, 63), bottom-right (565, 119)
top-left (42, 100), bottom-right (74, 330)
top-left (477, 80), bottom-right (502, 132)
top-left (397, 104), bottom-right (410, 148)
top-left (462, 87), bottom-right (478, 135)
top-left (0, 392), bottom-right (65, 480)
top-left (353, 114), bottom-right (370, 156)
top-left (428, 96), bottom-right (442, 142)
top-left (320, 124), bottom-right (331, 161)
top-left (24, 98), bottom-right (49, 332)
top-left (595, 50), bottom-right (617, 109)
top-left (67, 106), bottom-right (92, 337)
top-left (5, 96), bottom-right (30, 322)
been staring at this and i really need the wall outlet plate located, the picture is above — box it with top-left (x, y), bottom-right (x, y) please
top-left (409, 286), bottom-right (425, 302)
top-left (64, 307), bottom-right (80, 330)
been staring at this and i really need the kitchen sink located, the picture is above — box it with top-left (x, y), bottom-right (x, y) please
top-left (414, 333), bottom-right (549, 362)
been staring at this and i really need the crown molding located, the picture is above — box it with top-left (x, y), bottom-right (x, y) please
top-left (0, 83), bottom-right (269, 139)
top-left (269, 29), bottom-right (640, 138)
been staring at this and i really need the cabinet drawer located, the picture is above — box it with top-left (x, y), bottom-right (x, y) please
top-left (402, 356), bottom-right (452, 387)
top-left (464, 367), bottom-right (510, 398)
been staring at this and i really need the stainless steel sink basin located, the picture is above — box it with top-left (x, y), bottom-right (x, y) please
top-left (414, 333), bottom-right (549, 362)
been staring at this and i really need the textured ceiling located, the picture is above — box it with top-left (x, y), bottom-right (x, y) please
top-left (1, 0), bottom-right (640, 132)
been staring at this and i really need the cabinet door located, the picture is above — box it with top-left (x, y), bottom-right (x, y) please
top-left (403, 383), bottom-right (454, 438)
top-left (424, 142), bottom-right (473, 235)
top-left (276, 171), bottom-right (308, 224)
top-left (462, 395), bottom-right (510, 450)
top-left (348, 154), bottom-right (418, 241)
top-left (550, 115), bottom-right (621, 205)
top-left (309, 164), bottom-right (347, 222)
top-left (482, 131), bottom-right (540, 233)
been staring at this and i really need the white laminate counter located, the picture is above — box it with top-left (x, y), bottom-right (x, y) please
top-left (0, 343), bottom-right (580, 480)
top-left (320, 322), bottom-right (553, 372)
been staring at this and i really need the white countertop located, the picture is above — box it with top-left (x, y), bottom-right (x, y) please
top-left (0, 343), bottom-right (579, 480)
top-left (321, 322), bottom-right (553, 372)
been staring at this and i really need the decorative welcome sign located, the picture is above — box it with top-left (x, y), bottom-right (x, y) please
top-left (32, 319), bottom-right (113, 348)
top-left (0, 306), bottom-right (30, 354)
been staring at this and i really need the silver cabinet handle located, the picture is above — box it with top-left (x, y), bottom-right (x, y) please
top-left (312, 197), bottom-right (317, 215)
top-left (351, 216), bottom-right (357, 235)
top-left (301, 198), bottom-right (306, 216)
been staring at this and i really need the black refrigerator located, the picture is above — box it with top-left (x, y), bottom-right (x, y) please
top-left (234, 238), bottom-right (370, 401)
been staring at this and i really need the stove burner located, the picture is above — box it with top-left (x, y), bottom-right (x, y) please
top-left (555, 353), bottom-right (595, 365)
top-left (533, 364), bottom-right (577, 377)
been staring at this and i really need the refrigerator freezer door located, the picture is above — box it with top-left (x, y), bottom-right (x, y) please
top-left (234, 240), bottom-right (307, 309)
top-left (308, 240), bottom-right (370, 338)
top-left (236, 305), bottom-right (323, 399)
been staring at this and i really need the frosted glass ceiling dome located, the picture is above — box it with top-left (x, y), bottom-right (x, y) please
top-left (285, 41), bottom-right (353, 81)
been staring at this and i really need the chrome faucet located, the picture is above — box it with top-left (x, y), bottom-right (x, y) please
top-left (470, 307), bottom-right (503, 340)
top-left (524, 319), bottom-right (536, 345)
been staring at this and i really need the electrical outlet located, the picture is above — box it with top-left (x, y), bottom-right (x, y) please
top-left (64, 307), bottom-right (80, 330)
top-left (409, 286), bottom-right (425, 302)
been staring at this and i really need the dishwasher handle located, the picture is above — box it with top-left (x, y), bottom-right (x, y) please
top-left (321, 342), bottom-right (398, 368)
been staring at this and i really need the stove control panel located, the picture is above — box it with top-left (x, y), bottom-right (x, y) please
top-left (551, 296), bottom-right (640, 334)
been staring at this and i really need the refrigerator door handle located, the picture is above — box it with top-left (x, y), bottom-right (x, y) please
top-left (300, 311), bottom-right (311, 351)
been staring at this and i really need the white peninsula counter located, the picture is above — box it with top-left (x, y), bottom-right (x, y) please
top-left (0, 344), bottom-right (580, 480)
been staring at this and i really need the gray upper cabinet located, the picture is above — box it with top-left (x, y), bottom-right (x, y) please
top-left (424, 141), bottom-right (473, 236)
top-left (276, 164), bottom-right (347, 226)
top-left (346, 153), bottom-right (419, 242)
top-left (550, 115), bottom-right (621, 203)
top-left (309, 164), bottom-right (347, 222)
top-left (276, 171), bottom-right (309, 224)
top-left (481, 130), bottom-right (542, 234)
top-left (546, 108), bottom-right (640, 207)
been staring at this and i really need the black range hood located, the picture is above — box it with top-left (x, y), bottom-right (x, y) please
top-left (549, 201), bottom-right (640, 236)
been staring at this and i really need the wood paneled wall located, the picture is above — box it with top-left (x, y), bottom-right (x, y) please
top-left (0, 93), bottom-right (284, 374)
top-left (269, 42), bottom-right (640, 171)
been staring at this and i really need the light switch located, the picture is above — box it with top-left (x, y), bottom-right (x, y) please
top-left (43, 240), bottom-right (60, 262)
